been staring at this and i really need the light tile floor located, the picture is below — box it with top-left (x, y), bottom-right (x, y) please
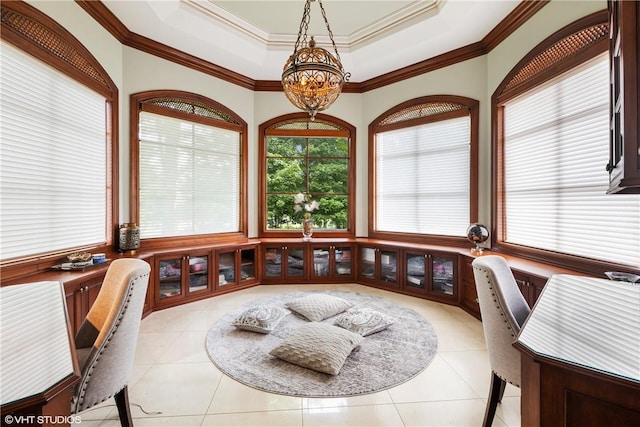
top-left (73, 283), bottom-right (521, 426)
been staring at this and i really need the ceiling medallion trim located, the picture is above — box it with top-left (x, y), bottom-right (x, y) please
top-left (182, 0), bottom-right (442, 51)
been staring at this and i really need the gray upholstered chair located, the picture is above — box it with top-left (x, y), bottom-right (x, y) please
top-left (472, 255), bottom-right (530, 427)
top-left (71, 258), bottom-right (151, 427)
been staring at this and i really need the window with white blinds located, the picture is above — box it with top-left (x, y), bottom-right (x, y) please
top-left (503, 54), bottom-right (640, 268)
top-left (139, 112), bottom-right (240, 238)
top-left (0, 42), bottom-right (107, 261)
top-left (376, 116), bottom-right (471, 236)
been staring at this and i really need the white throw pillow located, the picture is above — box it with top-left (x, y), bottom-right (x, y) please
top-left (285, 294), bottom-right (354, 321)
top-left (269, 322), bottom-right (363, 375)
top-left (232, 305), bottom-right (289, 334)
top-left (334, 307), bottom-right (394, 336)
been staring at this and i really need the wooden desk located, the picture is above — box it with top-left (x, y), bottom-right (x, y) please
top-left (0, 281), bottom-right (79, 427)
top-left (515, 274), bottom-right (640, 426)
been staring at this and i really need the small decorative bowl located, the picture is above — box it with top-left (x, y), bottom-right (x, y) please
top-left (67, 252), bottom-right (92, 263)
top-left (605, 271), bottom-right (640, 283)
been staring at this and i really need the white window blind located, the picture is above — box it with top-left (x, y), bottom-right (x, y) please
top-left (503, 54), bottom-right (640, 268)
top-left (0, 42), bottom-right (107, 261)
top-left (376, 116), bottom-right (470, 236)
top-left (139, 112), bottom-right (240, 238)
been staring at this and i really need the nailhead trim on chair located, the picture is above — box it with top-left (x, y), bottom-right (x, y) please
top-left (476, 267), bottom-right (521, 387)
top-left (73, 271), bottom-right (150, 411)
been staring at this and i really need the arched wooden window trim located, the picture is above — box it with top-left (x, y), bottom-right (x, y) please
top-left (0, 1), bottom-right (118, 275)
top-left (491, 10), bottom-right (612, 275)
top-left (258, 112), bottom-right (356, 238)
top-left (130, 90), bottom-right (248, 249)
top-left (369, 95), bottom-right (479, 246)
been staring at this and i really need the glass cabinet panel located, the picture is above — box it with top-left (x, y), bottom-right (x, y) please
top-left (406, 254), bottom-right (426, 289)
top-left (313, 247), bottom-right (330, 277)
top-left (288, 247), bottom-right (305, 277)
top-left (188, 256), bottom-right (209, 292)
top-left (431, 256), bottom-right (455, 295)
top-left (335, 246), bottom-right (352, 277)
top-left (217, 251), bottom-right (235, 286)
top-left (264, 247), bottom-right (282, 278)
top-left (158, 258), bottom-right (182, 299)
top-left (240, 248), bottom-right (256, 282)
top-left (380, 250), bottom-right (397, 283)
top-left (359, 247), bottom-right (376, 280)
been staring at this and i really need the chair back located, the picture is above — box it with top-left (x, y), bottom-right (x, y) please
top-left (472, 255), bottom-right (530, 386)
top-left (71, 258), bottom-right (150, 413)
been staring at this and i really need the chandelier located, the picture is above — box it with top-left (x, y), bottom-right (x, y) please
top-left (281, 0), bottom-right (350, 120)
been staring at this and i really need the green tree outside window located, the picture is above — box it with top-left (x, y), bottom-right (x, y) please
top-left (266, 136), bottom-right (349, 230)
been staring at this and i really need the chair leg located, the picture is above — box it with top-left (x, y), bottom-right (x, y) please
top-left (114, 386), bottom-right (134, 427)
top-left (483, 371), bottom-right (506, 427)
top-left (498, 377), bottom-right (507, 403)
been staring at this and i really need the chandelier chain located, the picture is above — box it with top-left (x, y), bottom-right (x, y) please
top-left (293, 0), bottom-right (312, 53)
top-left (317, 0), bottom-right (342, 63)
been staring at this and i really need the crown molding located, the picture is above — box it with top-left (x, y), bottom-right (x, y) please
top-left (76, 0), bottom-right (550, 93)
top-left (76, 0), bottom-right (255, 90)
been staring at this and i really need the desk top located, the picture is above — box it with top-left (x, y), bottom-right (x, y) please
top-left (517, 274), bottom-right (640, 384)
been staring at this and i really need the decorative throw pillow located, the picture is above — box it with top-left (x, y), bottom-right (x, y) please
top-left (285, 294), bottom-right (354, 321)
top-left (269, 323), bottom-right (363, 375)
top-left (232, 305), bottom-right (289, 334)
top-left (334, 307), bottom-right (395, 336)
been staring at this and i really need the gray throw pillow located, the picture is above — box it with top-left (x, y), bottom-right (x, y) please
top-left (232, 305), bottom-right (289, 334)
top-left (269, 322), bottom-right (363, 375)
top-left (334, 307), bottom-right (394, 336)
top-left (285, 294), bottom-right (354, 321)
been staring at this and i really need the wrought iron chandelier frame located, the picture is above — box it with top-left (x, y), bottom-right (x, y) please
top-left (281, 0), bottom-right (350, 120)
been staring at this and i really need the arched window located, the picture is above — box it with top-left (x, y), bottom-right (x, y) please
top-left (259, 113), bottom-right (356, 237)
top-left (0, 1), bottom-right (117, 268)
top-left (131, 91), bottom-right (247, 244)
top-left (369, 96), bottom-right (479, 246)
top-left (492, 11), bottom-right (640, 273)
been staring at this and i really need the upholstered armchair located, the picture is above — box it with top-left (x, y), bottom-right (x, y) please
top-left (472, 255), bottom-right (531, 427)
top-left (71, 258), bottom-right (151, 427)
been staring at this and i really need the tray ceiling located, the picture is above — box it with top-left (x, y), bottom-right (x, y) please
top-left (101, 0), bottom-right (521, 81)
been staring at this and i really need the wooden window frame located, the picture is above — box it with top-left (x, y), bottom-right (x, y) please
top-left (0, 1), bottom-right (118, 277)
top-left (490, 11), bottom-right (631, 277)
top-left (130, 90), bottom-right (248, 250)
top-left (258, 113), bottom-right (356, 238)
top-left (368, 95), bottom-right (479, 246)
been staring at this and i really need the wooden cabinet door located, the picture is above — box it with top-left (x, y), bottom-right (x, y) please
top-left (262, 244), bottom-right (306, 282)
top-left (155, 251), bottom-right (212, 305)
top-left (185, 252), bottom-right (211, 296)
top-left (427, 252), bottom-right (457, 303)
top-left (607, 0), bottom-right (640, 193)
top-left (513, 270), bottom-right (546, 308)
top-left (460, 255), bottom-right (481, 319)
top-left (404, 251), bottom-right (428, 295)
top-left (156, 254), bottom-right (185, 304)
top-left (357, 245), bottom-right (399, 289)
top-left (310, 244), bottom-right (354, 282)
top-left (66, 277), bottom-right (103, 338)
top-left (215, 244), bottom-right (258, 290)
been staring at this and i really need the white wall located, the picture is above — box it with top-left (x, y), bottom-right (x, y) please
top-left (25, 0), bottom-right (606, 240)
